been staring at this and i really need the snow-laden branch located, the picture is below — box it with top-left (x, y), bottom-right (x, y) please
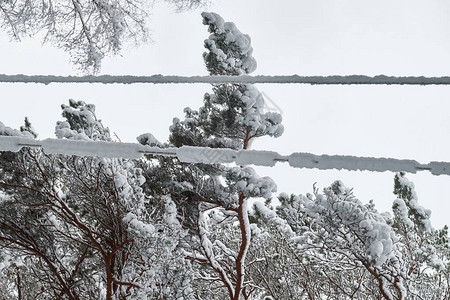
top-left (2, 74), bottom-right (450, 85)
top-left (1, 136), bottom-right (450, 176)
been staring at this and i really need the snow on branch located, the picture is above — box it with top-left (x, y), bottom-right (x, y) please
top-left (1, 136), bottom-right (450, 176)
top-left (2, 74), bottom-right (450, 85)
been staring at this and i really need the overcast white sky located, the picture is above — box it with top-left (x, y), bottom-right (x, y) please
top-left (1, 0), bottom-right (450, 228)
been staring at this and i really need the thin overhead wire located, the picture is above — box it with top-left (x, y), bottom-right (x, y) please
top-left (1, 136), bottom-right (449, 176)
top-left (2, 74), bottom-right (450, 85)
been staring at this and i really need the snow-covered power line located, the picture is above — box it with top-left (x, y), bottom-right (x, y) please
top-left (2, 74), bottom-right (450, 85)
top-left (1, 136), bottom-right (450, 176)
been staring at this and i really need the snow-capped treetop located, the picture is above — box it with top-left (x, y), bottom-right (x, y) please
top-left (393, 172), bottom-right (432, 233)
top-left (289, 181), bottom-right (399, 268)
top-left (169, 13), bottom-right (282, 150)
top-left (202, 12), bottom-right (257, 75)
top-left (55, 100), bottom-right (111, 141)
top-left (19, 117), bottom-right (37, 138)
top-left (0, 121), bottom-right (34, 138)
top-left (391, 172), bottom-right (445, 284)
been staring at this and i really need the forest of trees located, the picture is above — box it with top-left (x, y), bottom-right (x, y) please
top-left (0, 10), bottom-right (449, 300)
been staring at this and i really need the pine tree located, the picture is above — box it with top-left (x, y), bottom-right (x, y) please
top-left (170, 12), bottom-right (283, 150)
top-left (392, 172), bottom-right (445, 298)
top-left (20, 117), bottom-right (37, 138)
top-left (162, 12), bottom-right (283, 300)
top-left (0, 101), bottom-right (189, 299)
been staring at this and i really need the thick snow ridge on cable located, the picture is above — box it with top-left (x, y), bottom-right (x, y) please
top-left (289, 153), bottom-right (420, 173)
top-left (1, 136), bottom-right (450, 176)
top-left (2, 74), bottom-right (450, 85)
top-left (0, 136), bottom-right (175, 158)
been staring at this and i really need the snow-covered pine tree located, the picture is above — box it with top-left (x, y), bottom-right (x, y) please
top-left (20, 117), bottom-right (37, 138)
top-left (0, 100), bottom-right (189, 299)
top-left (170, 12), bottom-right (283, 150)
top-left (0, 119), bottom-right (40, 299)
top-left (149, 12), bottom-right (283, 300)
top-left (392, 172), bottom-right (446, 298)
top-left (433, 225), bottom-right (450, 298)
top-left (250, 182), bottom-right (407, 299)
